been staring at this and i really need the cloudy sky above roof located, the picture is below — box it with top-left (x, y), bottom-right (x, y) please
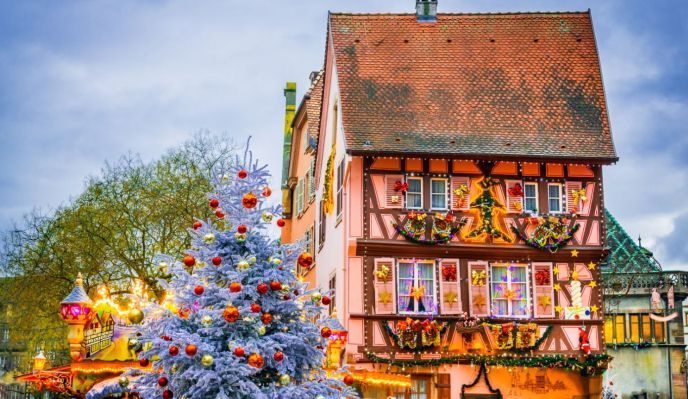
top-left (0, 0), bottom-right (686, 269)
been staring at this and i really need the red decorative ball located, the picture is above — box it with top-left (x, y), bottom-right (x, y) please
top-left (162, 389), bottom-right (173, 399)
top-left (321, 296), bottom-right (331, 305)
top-left (297, 252), bottom-right (314, 268)
top-left (158, 377), bottom-right (168, 387)
top-left (247, 353), bottom-right (264, 369)
top-left (276, 218), bottom-right (286, 227)
top-left (169, 346), bottom-right (179, 356)
top-left (215, 210), bottom-right (225, 219)
top-left (293, 290), bottom-right (299, 296)
top-left (237, 224), bottom-right (247, 234)
top-left (321, 327), bottom-right (332, 338)
top-left (261, 313), bottom-right (272, 324)
top-left (161, 335), bottom-right (172, 341)
top-left (194, 286), bottom-right (204, 296)
top-left (237, 169), bottom-right (248, 179)
top-left (209, 198), bottom-right (219, 209)
top-left (343, 374), bottom-right (354, 386)
top-left (242, 192), bottom-right (258, 209)
top-left (185, 344), bottom-right (197, 356)
top-left (212, 256), bottom-right (222, 266)
top-left (270, 281), bottom-right (282, 291)
top-left (139, 358), bottom-right (149, 367)
top-left (251, 303), bottom-right (261, 313)
top-left (192, 221), bottom-right (202, 230)
top-left (274, 351), bottom-right (284, 362)
top-left (257, 283), bottom-right (269, 295)
top-left (223, 306), bottom-right (240, 323)
top-left (229, 282), bottom-right (242, 293)
top-left (234, 347), bottom-right (245, 357)
top-left (183, 255), bottom-right (196, 267)
top-left (261, 186), bottom-right (272, 197)
top-left (283, 295), bottom-right (290, 300)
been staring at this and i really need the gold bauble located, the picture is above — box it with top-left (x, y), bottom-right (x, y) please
top-left (203, 233), bottom-right (216, 243)
top-left (257, 326), bottom-right (266, 336)
top-left (237, 260), bottom-right (250, 270)
top-left (279, 374), bottom-right (291, 385)
top-left (248, 256), bottom-right (257, 265)
top-left (201, 315), bottom-right (213, 326)
top-left (128, 308), bottom-right (144, 324)
top-left (201, 354), bottom-right (214, 367)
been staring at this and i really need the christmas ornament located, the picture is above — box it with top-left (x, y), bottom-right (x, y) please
top-left (237, 169), bottom-right (248, 179)
top-left (194, 286), bottom-right (204, 296)
top-left (222, 174), bottom-right (230, 183)
top-left (237, 260), bottom-right (249, 270)
top-left (271, 257), bottom-right (283, 266)
top-left (203, 233), bottom-right (215, 243)
top-left (343, 374), bottom-right (354, 386)
top-left (158, 377), bottom-right (168, 387)
top-left (237, 224), bottom-right (247, 234)
top-left (234, 347), bottom-right (245, 357)
top-left (161, 335), bottom-right (172, 341)
top-left (261, 186), bottom-right (272, 197)
top-left (311, 292), bottom-right (322, 303)
top-left (247, 353), bottom-right (264, 368)
top-left (276, 218), bottom-right (286, 227)
top-left (234, 233), bottom-right (247, 242)
top-left (321, 327), bottom-right (332, 338)
top-left (139, 358), bottom-right (149, 367)
top-left (119, 376), bottom-right (129, 388)
top-left (378, 291), bottom-right (392, 305)
top-left (212, 256), bottom-right (222, 266)
top-left (257, 326), bottom-right (266, 336)
top-left (192, 221), bottom-right (202, 230)
top-left (201, 315), bottom-right (213, 326)
top-left (261, 313), bottom-right (272, 324)
top-left (297, 252), bottom-right (314, 268)
top-left (185, 344), bottom-right (197, 356)
top-left (223, 306), bottom-right (239, 323)
top-left (579, 328), bottom-right (591, 355)
top-left (201, 354), bottom-right (214, 367)
top-left (229, 282), bottom-right (242, 293)
top-left (279, 374), bottom-right (291, 385)
top-left (183, 255), bottom-right (196, 267)
top-left (170, 363), bottom-right (179, 374)
top-left (251, 303), bottom-right (261, 313)
top-left (215, 210), bottom-right (225, 219)
top-left (270, 281), bottom-right (282, 291)
top-left (257, 283), bottom-right (269, 294)
top-left (242, 192), bottom-right (257, 209)
top-left (247, 255), bottom-right (257, 265)
top-left (274, 351), bottom-right (284, 362)
top-left (261, 212), bottom-right (273, 223)
top-left (178, 307), bottom-right (190, 319)
top-left (209, 198), bottom-right (219, 209)
top-left (128, 308), bottom-right (144, 324)
top-left (320, 296), bottom-right (331, 306)
top-left (162, 389), bottom-right (173, 399)
top-left (158, 261), bottom-right (169, 274)
top-left (169, 346), bottom-right (179, 356)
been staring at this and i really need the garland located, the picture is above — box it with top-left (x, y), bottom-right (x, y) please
top-left (461, 364), bottom-right (502, 399)
top-left (510, 221), bottom-right (579, 252)
top-left (481, 322), bottom-right (553, 354)
top-left (365, 352), bottom-right (612, 376)
top-left (392, 216), bottom-right (466, 245)
top-left (383, 320), bottom-right (448, 351)
top-left (322, 143), bottom-right (335, 214)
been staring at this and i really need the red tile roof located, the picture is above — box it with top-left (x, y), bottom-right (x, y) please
top-left (305, 71), bottom-right (324, 145)
top-left (328, 11), bottom-right (617, 162)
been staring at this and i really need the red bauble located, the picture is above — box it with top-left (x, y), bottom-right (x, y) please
top-left (276, 218), bottom-right (286, 227)
top-left (215, 210), bottom-right (225, 219)
top-left (247, 353), bottom-right (264, 369)
top-left (283, 295), bottom-right (290, 300)
top-left (168, 346), bottom-right (179, 356)
top-left (161, 335), bottom-right (172, 341)
top-left (162, 389), bottom-right (173, 399)
top-left (223, 306), bottom-right (239, 323)
top-left (183, 255), bottom-right (196, 267)
top-left (212, 256), bottom-right (222, 266)
top-left (297, 252), bottom-right (314, 268)
top-left (242, 192), bottom-right (258, 209)
top-left (139, 358), bottom-right (149, 367)
top-left (192, 221), bottom-right (202, 230)
top-left (257, 283), bottom-right (269, 294)
top-left (321, 296), bottom-right (331, 305)
top-left (237, 224), bottom-right (247, 234)
top-left (261, 186), bottom-right (272, 197)
top-left (250, 303), bottom-right (261, 313)
top-left (261, 313), bottom-right (272, 324)
top-left (158, 377), bottom-right (168, 387)
top-left (194, 285), bottom-right (204, 296)
top-left (293, 290), bottom-right (300, 296)
top-left (229, 282), bottom-right (242, 293)
top-left (234, 347), bottom-right (245, 357)
top-left (273, 351), bottom-right (284, 362)
top-left (321, 327), bottom-right (332, 338)
top-left (343, 375), bottom-right (354, 386)
top-left (185, 344), bottom-right (197, 356)
top-left (209, 198), bottom-right (219, 209)
top-left (237, 169), bottom-right (248, 179)
top-left (270, 281), bottom-right (282, 291)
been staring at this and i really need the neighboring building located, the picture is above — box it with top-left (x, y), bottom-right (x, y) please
top-left (282, 1), bottom-right (618, 398)
top-left (0, 278), bottom-right (31, 399)
top-left (602, 210), bottom-right (687, 399)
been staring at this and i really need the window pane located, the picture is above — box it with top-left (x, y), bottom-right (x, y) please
top-left (525, 197), bottom-right (537, 212)
top-left (629, 315), bottom-right (640, 342)
top-left (407, 193), bottom-right (422, 209)
top-left (642, 315), bottom-right (652, 341)
top-left (431, 194), bottom-right (445, 209)
top-left (548, 185), bottom-right (560, 212)
top-left (548, 185), bottom-right (560, 198)
top-left (398, 263), bottom-right (415, 312)
top-left (654, 321), bottom-right (665, 343)
top-left (525, 184), bottom-right (536, 197)
top-left (604, 316), bottom-right (613, 341)
top-left (549, 198), bottom-right (560, 212)
top-left (408, 179), bottom-right (421, 193)
top-left (417, 263), bottom-right (435, 313)
top-left (615, 315), bottom-right (625, 342)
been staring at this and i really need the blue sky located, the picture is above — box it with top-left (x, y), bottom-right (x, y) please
top-left (0, 1), bottom-right (686, 269)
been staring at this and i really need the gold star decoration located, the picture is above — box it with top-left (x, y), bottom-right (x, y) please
top-left (589, 281), bottom-right (597, 288)
top-left (588, 261), bottom-right (597, 270)
top-left (444, 291), bottom-right (459, 304)
top-left (553, 283), bottom-right (561, 291)
top-left (410, 286), bottom-right (425, 300)
top-left (473, 295), bottom-right (486, 310)
top-left (378, 291), bottom-right (392, 305)
top-left (591, 305), bottom-right (599, 313)
top-left (571, 250), bottom-right (579, 257)
top-left (553, 266), bottom-right (559, 275)
top-left (571, 271), bottom-right (579, 281)
top-left (555, 305), bottom-right (563, 314)
top-left (538, 295), bottom-right (551, 309)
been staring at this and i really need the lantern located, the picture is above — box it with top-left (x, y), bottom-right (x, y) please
top-left (59, 273), bottom-right (94, 361)
top-left (32, 351), bottom-right (47, 371)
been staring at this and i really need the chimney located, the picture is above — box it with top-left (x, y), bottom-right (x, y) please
top-left (416, 0), bottom-right (437, 22)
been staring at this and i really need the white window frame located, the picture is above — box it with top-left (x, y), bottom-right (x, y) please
top-left (296, 178), bottom-right (305, 216)
top-left (397, 259), bottom-right (437, 315)
top-left (524, 182), bottom-right (538, 213)
top-left (430, 178), bottom-right (448, 210)
top-left (405, 177), bottom-right (423, 210)
top-left (489, 263), bottom-right (531, 318)
top-left (547, 183), bottom-right (564, 214)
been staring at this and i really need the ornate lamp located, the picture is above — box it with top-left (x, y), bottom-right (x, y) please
top-left (59, 273), bottom-right (93, 361)
top-left (32, 350), bottom-right (47, 371)
top-left (326, 308), bottom-right (348, 369)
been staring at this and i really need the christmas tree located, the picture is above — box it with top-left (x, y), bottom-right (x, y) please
top-left (124, 145), bottom-right (356, 399)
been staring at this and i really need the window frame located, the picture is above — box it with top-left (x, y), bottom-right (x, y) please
top-left (318, 200), bottom-right (326, 251)
top-left (547, 183), bottom-right (564, 214)
top-left (335, 159), bottom-right (345, 220)
top-left (405, 176), bottom-right (424, 210)
top-left (429, 177), bottom-right (448, 210)
top-left (308, 158), bottom-right (316, 203)
top-left (489, 263), bottom-right (531, 318)
top-left (524, 182), bottom-right (539, 213)
top-left (396, 259), bottom-right (437, 316)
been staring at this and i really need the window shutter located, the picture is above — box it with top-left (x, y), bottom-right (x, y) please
top-left (373, 258), bottom-right (396, 314)
top-left (468, 261), bottom-right (489, 317)
top-left (565, 181), bottom-right (583, 214)
top-left (439, 259), bottom-right (461, 314)
top-left (384, 175), bottom-right (404, 209)
top-left (436, 374), bottom-right (451, 399)
top-left (296, 179), bottom-right (304, 215)
top-left (533, 262), bottom-right (554, 318)
top-left (308, 159), bottom-right (316, 201)
top-left (505, 179), bottom-right (524, 213)
top-left (450, 176), bottom-right (470, 211)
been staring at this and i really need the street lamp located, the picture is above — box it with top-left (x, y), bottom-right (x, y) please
top-left (32, 351), bottom-right (46, 371)
top-left (59, 273), bottom-right (93, 361)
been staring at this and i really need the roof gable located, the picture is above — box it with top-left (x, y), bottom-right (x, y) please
top-left (603, 209), bottom-right (661, 274)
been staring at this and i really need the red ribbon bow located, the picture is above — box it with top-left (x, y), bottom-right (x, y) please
top-left (508, 183), bottom-right (524, 197)
top-left (394, 181), bottom-right (409, 193)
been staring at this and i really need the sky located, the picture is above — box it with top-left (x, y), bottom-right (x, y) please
top-left (0, 1), bottom-right (686, 269)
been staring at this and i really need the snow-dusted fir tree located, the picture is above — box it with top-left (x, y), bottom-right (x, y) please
top-left (126, 145), bottom-right (356, 399)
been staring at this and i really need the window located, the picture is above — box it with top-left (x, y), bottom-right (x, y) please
top-left (336, 160), bottom-right (345, 219)
top-left (0, 325), bottom-right (8, 343)
top-left (430, 178), bottom-right (448, 210)
top-left (524, 182), bottom-right (538, 213)
top-left (629, 314), bottom-right (640, 342)
top-left (548, 183), bottom-right (563, 213)
top-left (614, 314), bottom-right (625, 343)
top-left (490, 263), bottom-right (529, 317)
top-left (653, 319), bottom-right (665, 343)
top-left (397, 260), bottom-right (436, 315)
top-left (406, 177), bottom-right (423, 210)
top-left (604, 316), bottom-right (613, 342)
top-left (392, 376), bottom-right (431, 399)
top-left (641, 315), bottom-right (652, 342)
top-left (328, 275), bottom-right (336, 315)
top-left (302, 124), bottom-right (309, 152)
top-left (308, 158), bottom-right (316, 202)
top-left (295, 178), bottom-right (305, 216)
top-left (318, 200), bottom-right (326, 250)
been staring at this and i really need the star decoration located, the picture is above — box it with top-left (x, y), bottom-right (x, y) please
top-left (553, 283), bottom-right (561, 291)
top-left (410, 286), bottom-right (425, 300)
top-left (553, 266), bottom-right (559, 275)
top-left (588, 261), bottom-right (597, 270)
top-left (589, 281), bottom-right (597, 288)
top-left (444, 291), bottom-right (459, 304)
top-left (378, 291), bottom-right (392, 305)
top-left (571, 250), bottom-right (579, 257)
top-left (555, 305), bottom-right (563, 314)
top-left (473, 295), bottom-right (486, 310)
top-left (538, 295), bottom-right (551, 309)
top-left (504, 289), bottom-right (517, 301)
top-left (591, 305), bottom-right (599, 312)
top-left (571, 271), bottom-right (579, 281)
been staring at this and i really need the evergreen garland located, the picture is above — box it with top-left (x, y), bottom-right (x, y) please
top-left (461, 364), bottom-right (502, 399)
top-left (510, 223), bottom-right (580, 252)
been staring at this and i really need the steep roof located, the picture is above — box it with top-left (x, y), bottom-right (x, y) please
top-left (305, 72), bottom-right (324, 146)
top-left (603, 209), bottom-right (661, 274)
top-left (328, 11), bottom-right (617, 162)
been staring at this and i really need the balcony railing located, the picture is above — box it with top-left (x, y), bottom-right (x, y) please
top-left (602, 271), bottom-right (688, 296)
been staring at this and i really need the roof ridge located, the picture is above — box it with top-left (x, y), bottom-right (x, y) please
top-left (329, 10), bottom-right (590, 17)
